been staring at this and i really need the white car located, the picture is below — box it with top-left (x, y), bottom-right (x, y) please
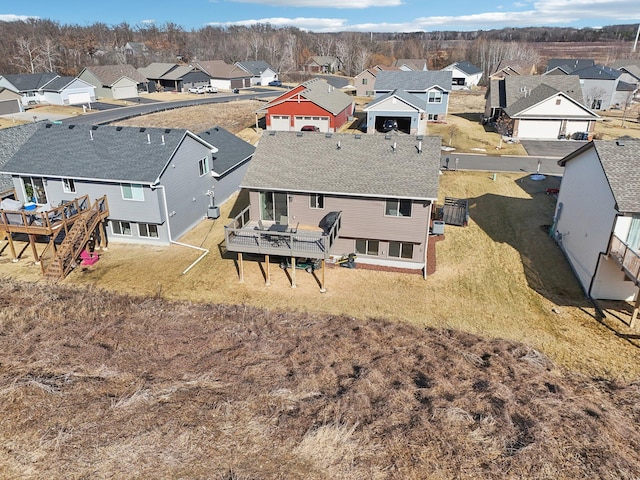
top-left (188, 86), bottom-right (205, 94)
top-left (202, 85), bottom-right (218, 93)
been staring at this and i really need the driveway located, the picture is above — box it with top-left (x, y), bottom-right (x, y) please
top-left (521, 140), bottom-right (587, 158)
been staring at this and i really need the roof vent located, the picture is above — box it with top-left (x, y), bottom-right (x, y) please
top-left (297, 132), bottom-right (303, 137)
top-left (269, 131), bottom-right (276, 136)
top-left (139, 127), bottom-right (146, 132)
top-left (354, 134), bottom-right (362, 139)
top-left (164, 128), bottom-right (171, 133)
top-left (147, 133), bottom-right (151, 144)
top-left (91, 125), bottom-right (98, 130)
top-left (416, 141), bottom-right (422, 153)
top-left (161, 134), bottom-right (165, 145)
top-left (325, 133), bottom-right (332, 138)
top-left (416, 135), bottom-right (424, 141)
top-left (45, 123), bottom-right (52, 128)
top-left (89, 130), bottom-right (94, 141)
top-left (617, 139), bottom-right (625, 146)
top-left (337, 140), bottom-right (341, 150)
top-left (391, 142), bottom-right (397, 153)
top-left (385, 133), bottom-right (392, 140)
top-left (68, 125), bottom-right (75, 129)
top-left (116, 126), bottom-right (123, 131)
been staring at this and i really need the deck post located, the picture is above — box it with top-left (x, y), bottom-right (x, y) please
top-left (238, 252), bottom-right (244, 283)
top-left (28, 234), bottom-right (39, 264)
top-left (320, 259), bottom-right (326, 293)
top-left (631, 291), bottom-right (640, 329)
top-left (99, 221), bottom-right (108, 250)
top-left (6, 231), bottom-right (17, 262)
top-left (291, 256), bottom-right (297, 288)
top-left (265, 254), bottom-right (271, 286)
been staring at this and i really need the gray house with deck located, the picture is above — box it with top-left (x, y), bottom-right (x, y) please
top-left (0, 123), bottom-right (254, 246)
top-left (224, 131), bottom-right (441, 288)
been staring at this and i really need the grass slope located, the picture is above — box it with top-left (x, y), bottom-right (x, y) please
top-left (1, 280), bottom-right (639, 479)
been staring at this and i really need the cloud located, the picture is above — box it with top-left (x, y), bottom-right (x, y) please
top-left (208, 17), bottom-right (348, 32)
top-left (0, 14), bottom-right (38, 22)
top-left (140, 19), bottom-right (156, 24)
top-left (225, 0), bottom-right (402, 7)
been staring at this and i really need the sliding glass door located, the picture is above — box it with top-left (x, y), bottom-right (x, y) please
top-left (260, 191), bottom-right (288, 222)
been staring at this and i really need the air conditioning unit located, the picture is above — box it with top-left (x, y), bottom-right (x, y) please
top-left (432, 220), bottom-right (445, 235)
top-left (207, 206), bottom-right (220, 219)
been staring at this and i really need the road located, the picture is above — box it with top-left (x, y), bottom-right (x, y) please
top-left (61, 89), bottom-right (278, 126)
top-left (440, 152), bottom-right (564, 176)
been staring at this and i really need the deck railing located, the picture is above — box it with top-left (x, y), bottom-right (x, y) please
top-left (224, 206), bottom-right (341, 259)
top-left (609, 234), bottom-right (640, 286)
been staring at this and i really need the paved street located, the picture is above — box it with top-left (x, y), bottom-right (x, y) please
top-left (440, 152), bottom-right (564, 176)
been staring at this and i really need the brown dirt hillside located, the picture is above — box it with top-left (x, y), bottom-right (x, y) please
top-left (1, 280), bottom-right (640, 479)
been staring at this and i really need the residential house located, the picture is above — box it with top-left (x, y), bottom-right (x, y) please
top-left (78, 65), bottom-right (150, 99)
top-left (553, 139), bottom-right (640, 315)
top-left (234, 61), bottom-right (278, 86)
top-left (484, 75), bottom-right (599, 140)
top-left (394, 59), bottom-right (429, 71)
top-left (224, 131), bottom-right (441, 281)
top-left (0, 73), bottom-right (95, 106)
top-left (0, 123), bottom-right (254, 246)
top-left (371, 70), bottom-right (453, 124)
top-left (194, 60), bottom-right (252, 91)
top-left (259, 78), bottom-right (355, 133)
top-left (0, 87), bottom-right (22, 115)
top-left (489, 61), bottom-right (538, 80)
top-left (570, 65), bottom-right (627, 111)
top-left (544, 58), bottom-right (595, 75)
top-left (38, 76), bottom-right (96, 106)
top-left (363, 90), bottom-right (426, 134)
top-left (137, 62), bottom-right (211, 92)
top-left (442, 61), bottom-right (483, 89)
top-left (302, 56), bottom-right (343, 74)
top-left (353, 65), bottom-right (400, 97)
top-left (123, 42), bottom-right (150, 57)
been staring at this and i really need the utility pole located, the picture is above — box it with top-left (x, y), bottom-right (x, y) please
top-left (633, 24), bottom-right (640, 53)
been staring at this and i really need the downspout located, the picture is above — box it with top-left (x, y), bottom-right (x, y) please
top-left (424, 201), bottom-right (433, 280)
top-left (152, 183), bottom-right (209, 274)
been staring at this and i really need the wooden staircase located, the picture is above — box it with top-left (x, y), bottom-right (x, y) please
top-left (44, 197), bottom-right (109, 281)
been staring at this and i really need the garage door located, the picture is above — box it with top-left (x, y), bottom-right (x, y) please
top-left (517, 120), bottom-right (561, 139)
top-left (0, 99), bottom-right (20, 115)
top-left (270, 115), bottom-right (290, 131)
top-left (294, 116), bottom-right (330, 132)
top-left (564, 120), bottom-right (590, 137)
top-left (112, 85), bottom-right (138, 99)
top-left (68, 93), bottom-right (91, 105)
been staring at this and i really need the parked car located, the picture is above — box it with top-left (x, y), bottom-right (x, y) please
top-left (300, 125), bottom-right (320, 132)
top-left (268, 80), bottom-right (282, 87)
top-left (381, 119), bottom-right (398, 132)
top-left (188, 86), bottom-right (205, 94)
top-left (279, 257), bottom-right (321, 273)
top-left (202, 85), bottom-right (218, 93)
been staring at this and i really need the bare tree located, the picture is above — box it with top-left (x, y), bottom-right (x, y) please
top-left (585, 87), bottom-right (607, 110)
top-left (12, 37), bottom-right (42, 73)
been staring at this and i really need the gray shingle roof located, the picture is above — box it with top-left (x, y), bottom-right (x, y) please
top-left (446, 61), bottom-right (482, 75)
top-left (364, 89), bottom-right (425, 111)
top-left (545, 59), bottom-right (595, 73)
top-left (498, 75), bottom-right (586, 114)
top-left (0, 123), bottom-right (40, 191)
top-left (1, 73), bottom-right (59, 92)
top-left (198, 126), bottom-right (255, 176)
top-left (297, 78), bottom-right (353, 115)
top-left (83, 65), bottom-right (148, 85)
top-left (137, 62), bottom-right (178, 80)
top-left (236, 61), bottom-right (273, 76)
top-left (40, 76), bottom-right (77, 91)
top-left (0, 123), bottom-right (210, 184)
top-left (572, 65), bottom-right (621, 80)
top-left (242, 131), bottom-right (441, 200)
top-left (560, 139), bottom-right (640, 213)
top-left (374, 71), bottom-right (452, 92)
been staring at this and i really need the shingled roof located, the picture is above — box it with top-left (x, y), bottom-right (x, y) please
top-left (198, 126), bottom-right (255, 177)
top-left (0, 73), bottom-right (59, 92)
top-left (0, 123), bottom-right (40, 191)
top-left (81, 65), bottom-right (148, 85)
top-left (374, 71), bottom-right (453, 92)
top-left (242, 131), bottom-right (440, 201)
top-left (0, 124), bottom-right (216, 184)
top-left (559, 139), bottom-right (640, 213)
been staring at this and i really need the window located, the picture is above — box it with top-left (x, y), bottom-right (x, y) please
top-left (198, 157), bottom-right (210, 176)
top-left (555, 98), bottom-right (562, 105)
top-left (389, 241), bottom-right (414, 259)
top-left (428, 90), bottom-right (442, 103)
top-left (112, 220), bottom-right (132, 236)
top-left (362, 78), bottom-right (368, 85)
top-left (310, 193), bottom-right (324, 209)
top-left (62, 178), bottom-right (76, 193)
top-left (356, 239), bottom-right (379, 256)
top-left (385, 199), bottom-right (412, 217)
top-left (139, 223), bottom-right (159, 238)
top-left (121, 183), bottom-right (144, 201)
top-left (428, 113), bottom-right (439, 121)
top-left (23, 177), bottom-right (47, 204)
top-left (260, 191), bottom-right (288, 221)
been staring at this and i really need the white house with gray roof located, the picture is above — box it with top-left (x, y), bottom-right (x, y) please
top-left (554, 139), bottom-right (640, 309)
top-left (442, 61), bottom-right (483, 90)
top-left (234, 61), bottom-right (277, 86)
top-left (0, 73), bottom-right (95, 106)
top-left (0, 123), bottom-right (254, 246)
top-left (372, 70), bottom-right (453, 126)
top-left (225, 131), bottom-right (441, 275)
top-left (485, 75), bottom-right (599, 140)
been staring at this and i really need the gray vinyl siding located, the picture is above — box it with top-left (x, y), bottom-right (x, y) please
top-left (159, 136), bottom-right (215, 240)
top-left (212, 159), bottom-right (250, 208)
top-left (581, 78), bottom-right (616, 110)
top-left (248, 190), bottom-right (430, 263)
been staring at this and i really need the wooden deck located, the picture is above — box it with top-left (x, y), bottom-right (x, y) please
top-left (224, 207), bottom-right (341, 260)
top-left (609, 234), bottom-right (640, 286)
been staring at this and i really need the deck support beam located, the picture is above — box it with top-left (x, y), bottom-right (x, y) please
top-left (238, 252), bottom-right (244, 283)
top-left (631, 291), bottom-right (640, 329)
top-left (6, 231), bottom-right (17, 262)
top-left (265, 254), bottom-right (271, 286)
top-left (28, 234), bottom-right (39, 264)
top-left (291, 256), bottom-right (297, 288)
top-left (320, 259), bottom-right (326, 293)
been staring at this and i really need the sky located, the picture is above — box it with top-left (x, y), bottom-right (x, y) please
top-left (2, 0), bottom-right (640, 33)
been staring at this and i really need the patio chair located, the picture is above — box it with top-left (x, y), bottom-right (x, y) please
top-left (278, 215), bottom-right (288, 226)
top-left (257, 219), bottom-right (265, 230)
top-left (79, 249), bottom-right (100, 266)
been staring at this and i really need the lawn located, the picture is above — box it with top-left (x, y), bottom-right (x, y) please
top-left (3, 170), bottom-right (639, 380)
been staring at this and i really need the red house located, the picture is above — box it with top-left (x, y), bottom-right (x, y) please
top-left (259, 78), bottom-right (355, 133)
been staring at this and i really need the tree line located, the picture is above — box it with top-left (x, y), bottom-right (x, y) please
top-left (1, 19), bottom-right (638, 82)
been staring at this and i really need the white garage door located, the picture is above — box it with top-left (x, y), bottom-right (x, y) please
top-left (112, 85), bottom-right (138, 99)
top-left (294, 116), bottom-right (330, 132)
top-left (517, 120), bottom-right (561, 139)
top-left (270, 115), bottom-right (290, 131)
top-left (67, 93), bottom-right (91, 105)
top-left (565, 120), bottom-right (590, 137)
